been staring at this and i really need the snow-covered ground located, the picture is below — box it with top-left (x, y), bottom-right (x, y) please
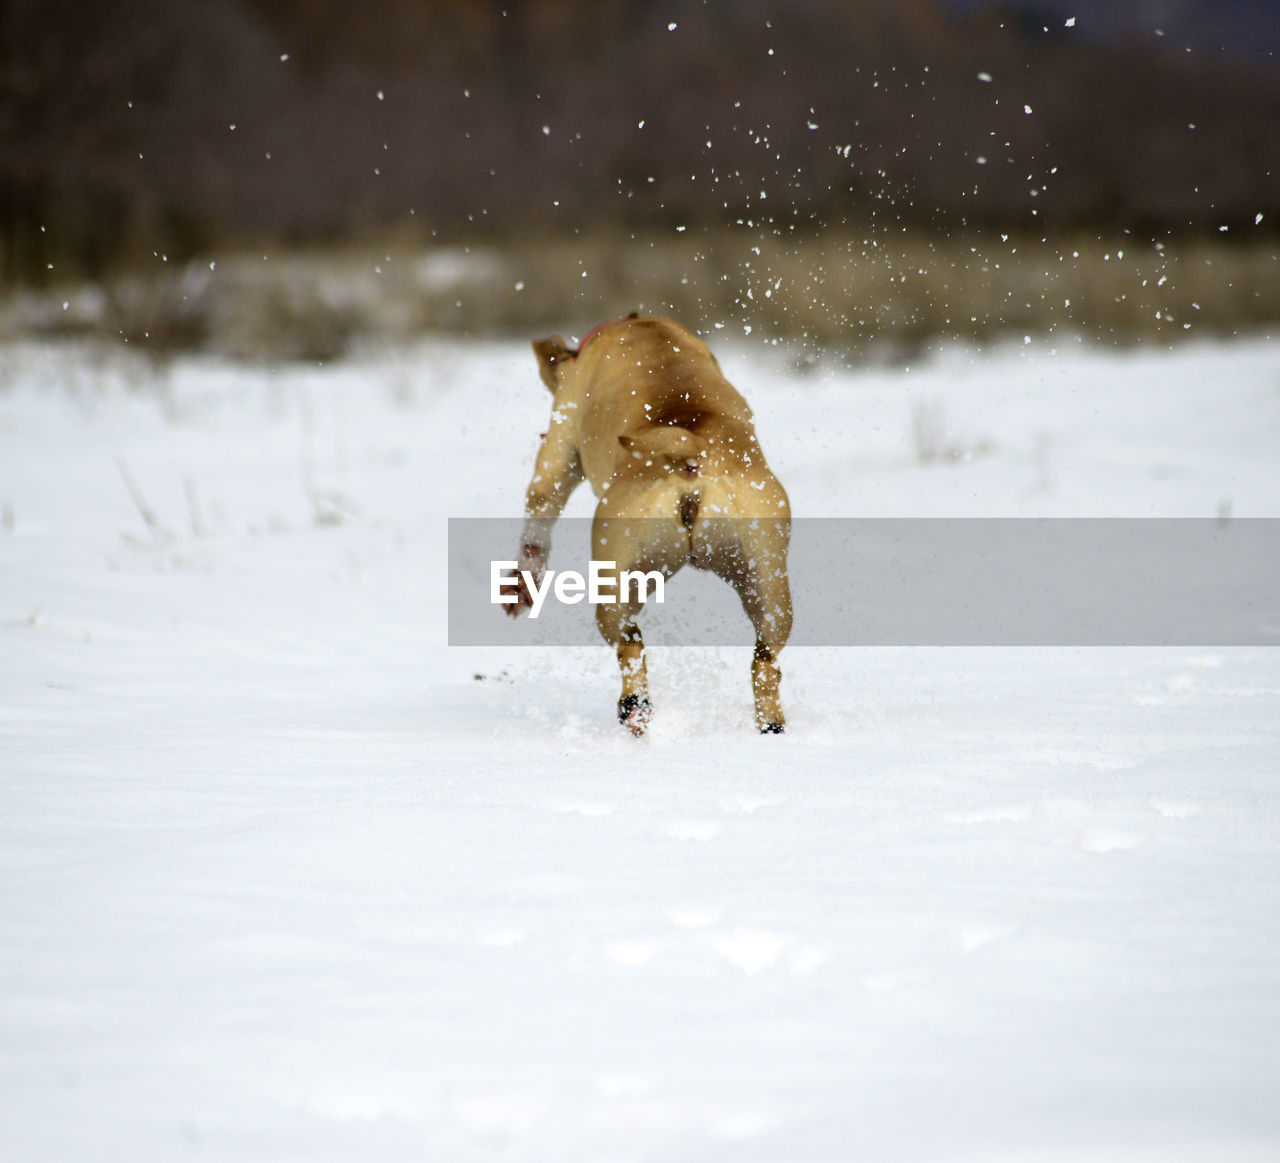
top-left (2, 331), bottom-right (1279, 1161)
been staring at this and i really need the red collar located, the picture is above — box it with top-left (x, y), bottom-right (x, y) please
top-left (576, 315), bottom-right (631, 357)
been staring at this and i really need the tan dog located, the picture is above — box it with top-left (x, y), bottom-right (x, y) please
top-left (505, 314), bottom-right (792, 735)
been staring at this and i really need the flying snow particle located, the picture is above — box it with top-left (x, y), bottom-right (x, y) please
top-left (1257, 213), bottom-right (1265, 225)
top-left (977, 72), bottom-right (993, 83)
top-left (1065, 17), bottom-right (1076, 28)
top-left (280, 53), bottom-right (290, 62)
top-left (542, 125), bottom-right (551, 135)
top-left (1024, 104), bottom-right (1033, 114)
top-left (668, 21), bottom-right (677, 31)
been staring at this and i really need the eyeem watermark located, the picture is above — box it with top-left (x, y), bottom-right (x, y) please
top-left (491, 560), bottom-right (665, 618)
top-left (453, 517), bottom-right (1280, 646)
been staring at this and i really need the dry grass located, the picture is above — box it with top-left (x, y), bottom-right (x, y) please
top-left (3, 228), bottom-right (1276, 363)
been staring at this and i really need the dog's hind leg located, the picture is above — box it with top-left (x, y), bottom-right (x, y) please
top-left (593, 513), bottom-right (688, 735)
top-left (743, 577), bottom-right (791, 733)
top-left (596, 600), bottom-right (651, 735)
top-left (752, 638), bottom-right (786, 734)
top-left (707, 521), bottom-right (792, 733)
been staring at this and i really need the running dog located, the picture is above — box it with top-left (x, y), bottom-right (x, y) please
top-left (505, 314), bottom-right (792, 735)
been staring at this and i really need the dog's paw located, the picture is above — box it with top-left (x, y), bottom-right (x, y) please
top-left (500, 569), bottom-right (533, 618)
top-left (618, 694), bottom-right (652, 737)
top-left (500, 545), bottom-right (546, 618)
top-left (759, 722), bottom-right (785, 735)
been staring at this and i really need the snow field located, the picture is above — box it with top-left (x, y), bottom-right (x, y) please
top-left (2, 333), bottom-right (1279, 1160)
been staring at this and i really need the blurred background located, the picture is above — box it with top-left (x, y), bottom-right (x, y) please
top-left (3, 0), bottom-right (1279, 360)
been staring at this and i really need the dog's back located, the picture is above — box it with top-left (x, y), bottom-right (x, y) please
top-left (557, 317), bottom-right (787, 526)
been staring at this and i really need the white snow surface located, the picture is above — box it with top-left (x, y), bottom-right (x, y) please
top-left (2, 333), bottom-right (1279, 1161)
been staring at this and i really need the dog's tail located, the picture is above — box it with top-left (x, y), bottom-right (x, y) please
top-left (618, 426), bottom-right (698, 464)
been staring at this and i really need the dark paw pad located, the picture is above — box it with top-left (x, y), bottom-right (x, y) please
top-left (759, 722), bottom-right (785, 735)
top-left (618, 694), bottom-right (652, 734)
top-left (618, 694), bottom-right (652, 721)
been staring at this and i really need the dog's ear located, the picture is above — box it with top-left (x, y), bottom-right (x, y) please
top-left (532, 336), bottom-right (577, 391)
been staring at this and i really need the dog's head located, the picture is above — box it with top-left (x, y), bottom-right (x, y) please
top-left (533, 314), bottom-right (642, 391)
top-left (532, 336), bottom-right (577, 391)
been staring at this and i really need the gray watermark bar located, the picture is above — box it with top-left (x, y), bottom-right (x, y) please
top-left (449, 518), bottom-right (1280, 646)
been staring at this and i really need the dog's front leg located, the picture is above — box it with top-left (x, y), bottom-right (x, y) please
top-left (506, 422), bottom-right (583, 618)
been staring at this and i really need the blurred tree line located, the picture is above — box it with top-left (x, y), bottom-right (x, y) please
top-left (4, 0), bottom-right (1279, 284)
